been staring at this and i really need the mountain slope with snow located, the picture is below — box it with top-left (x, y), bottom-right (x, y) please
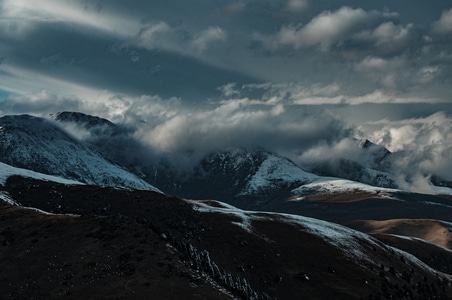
top-left (0, 115), bottom-right (160, 191)
top-left (165, 148), bottom-right (321, 209)
top-left (0, 162), bottom-right (83, 186)
top-left (2, 176), bottom-right (451, 299)
top-left (49, 112), bottom-right (452, 200)
top-left (306, 139), bottom-right (396, 188)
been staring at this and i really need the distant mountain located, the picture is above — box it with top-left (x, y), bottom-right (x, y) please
top-left (306, 138), bottom-right (396, 188)
top-left (50, 111), bottom-right (451, 202)
top-left (52, 111), bottom-right (155, 181)
top-left (51, 111), bottom-right (127, 137)
top-left (359, 138), bottom-right (392, 166)
top-left (52, 111), bottom-right (116, 129)
top-left (165, 148), bottom-right (317, 209)
top-left (0, 115), bottom-right (160, 191)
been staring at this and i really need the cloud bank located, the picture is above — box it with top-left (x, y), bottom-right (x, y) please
top-left (0, 1), bottom-right (451, 194)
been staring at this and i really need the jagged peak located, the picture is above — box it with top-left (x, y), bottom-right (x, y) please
top-left (51, 111), bottom-right (116, 128)
top-left (359, 138), bottom-right (373, 149)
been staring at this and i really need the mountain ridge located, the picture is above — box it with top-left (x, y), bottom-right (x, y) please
top-left (0, 114), bottom-right (160, 192)
top-left (2, 112), bottom-right (452, 298)
top-left (1, 174), bottom-right (451, 299)
top-left (48, 111), bottom-right (452, 198)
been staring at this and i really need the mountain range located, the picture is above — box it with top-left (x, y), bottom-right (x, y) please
top-left (1, 111), bottom-right (452, 299)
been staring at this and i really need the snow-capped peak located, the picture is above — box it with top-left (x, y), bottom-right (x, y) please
top-left (0, 114), bottom-right (161, 192)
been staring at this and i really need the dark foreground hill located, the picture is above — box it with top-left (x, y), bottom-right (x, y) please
top-left (1, 176), bottom-right (451, 299)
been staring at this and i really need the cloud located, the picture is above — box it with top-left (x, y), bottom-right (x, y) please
top-left (114, 95), bottom-right (351, 165)
top-left (357, 112), bottom-right (452, 192)
top-left (359, 22), bottom-right (414, 55)
top-left (135, 22), bottom-right (172, 50)
top-left (191, 26), bottom-right (227, 53)
top-left (0, 0), bottom-right (451, 193)
top-left (2, 86), bottom-right (451, 195)
top-left (355, 56), bottom-right (391, 71)
top-left (298, 138), bottom-right (361, 164)
top-left (240, 82), bottom-right (448, 106)
top-left (218, 1), bottom-right (248, 17)
top-left (1, 1), bottom-right (452, 105)
top-left (372, 22), bottom-right (413, 45)
top-left (284, 0), bottom-right (309, 13)
top-left (256, 6), bottom-right (395, 51)
top-left (218, 82), bottom-right (241, 97)
top-left (432, 8), bottom-right (452, 34)
top-left (0, 90), bottom-right (82, 117)
top-left (1, 0), bottom-right (138, 37)
top-left (255, 6), bottom-right (420, 58)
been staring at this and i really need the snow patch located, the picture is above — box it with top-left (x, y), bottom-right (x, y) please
top-left (429, 186), bottom-right (452, 196)
top-left (269, 212), bottom-right (384, 262)
top-left (193, 201), bottom-right (262, 233)
top-left (0, 191), bottom-right (19, 205)
top-left (0, 162), bottom-right (83, 186)
top-left (193, 200), bottom-right (382, 262)
top-left (241, 153), bottom-right (317, 195)
top-left (386, 234), bottom-right (452, 253)
top-left (292, 178), bottom-right (400, 197)
top-left (0, 115), bottom-right (162, 192)
top-left (422, 201), bottom-right (452, 209)
top-left (193, 199), bottom-right (451, 276)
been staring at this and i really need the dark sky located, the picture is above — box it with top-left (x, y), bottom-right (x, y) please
top-left (0, 0), bottom-right (451, 192)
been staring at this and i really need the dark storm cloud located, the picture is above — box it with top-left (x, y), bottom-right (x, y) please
top-left (123, 97), bottom-right (350, 157)
top-left (1, 0), bottom-right (452, 103)
top-left (0, 21), bottom-right (256, 101)
top-left (48, 93), bottom-right (353, 173)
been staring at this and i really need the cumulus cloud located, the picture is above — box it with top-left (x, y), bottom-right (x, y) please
top-left (218, 83), bottom-right (241, 97)
top-left (299, 138), bottom-right (362, 164)
top-left (357, 112), bottom-right (452, 192)
top-left (191, 26), bottom-right (227, 53)
top-left (432, 8), bottom-right (452, 34)
top-left (1, 1), bottom-right (452, 105)
top-left (130, 98), bottom-right (348, 159)
top-left (355, 56), bottom-right (390, 72)
top-left (358, 22), bottom-right (414, 55)
top-left (256, 6), bottom-right (397, 51)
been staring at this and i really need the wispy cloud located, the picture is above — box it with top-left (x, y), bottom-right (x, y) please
top-left (284, 0), bottom-right (309, 13)
top-left (1, 0), bottom-right (138, 37)
top-left (191, 27), bottom-right (227, 53)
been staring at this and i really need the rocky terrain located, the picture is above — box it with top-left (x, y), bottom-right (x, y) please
top-left (1, 175), bottom-right (452, 299)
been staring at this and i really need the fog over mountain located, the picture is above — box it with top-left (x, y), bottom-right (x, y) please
top-left (1, 3), bottom-right (452, 297)
top-left (0, 0), bottom-right (451, 193)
